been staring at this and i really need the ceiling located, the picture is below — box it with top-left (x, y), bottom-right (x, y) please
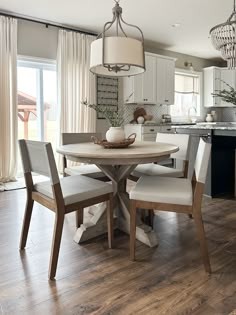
top-left (0, 0), bottom-right (234, 61)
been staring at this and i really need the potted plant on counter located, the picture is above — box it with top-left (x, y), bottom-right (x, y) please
top-left (82, 100), bottom-right (125, 143)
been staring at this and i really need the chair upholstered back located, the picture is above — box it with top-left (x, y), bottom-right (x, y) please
top-left (156, 133), bottom-right (190, 161)
top-left (62, 132), bottom-right (102, 145)
top-left (194, 138), bottom-right (211, 184)
top-left (19, 139), bottom-right (60, 185)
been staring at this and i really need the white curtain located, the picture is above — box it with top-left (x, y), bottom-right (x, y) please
top-left (57, 30), bottom-right (97, 136)
top-left (0, 16), bottom-right (18, 183)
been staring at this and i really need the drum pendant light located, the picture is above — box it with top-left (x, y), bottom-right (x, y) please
top-left (90, 0), bottom-right (145, 77)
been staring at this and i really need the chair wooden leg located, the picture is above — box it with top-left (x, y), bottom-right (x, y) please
top-left (107, 193), bottom-right (113, 249)
top-left (193, 210), bottom-right (211, 273)
top-left (130, 200), bottom-right (137, 261)
top-left (75, 209), bottom-right (83, 228)
top-left (20, 197), bottom-right (34, 250)
top-left (49, 212), bottom-right (65, 280)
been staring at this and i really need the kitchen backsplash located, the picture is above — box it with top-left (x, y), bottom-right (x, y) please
top-left (121, 103), bottom-right (224, 124)
top-left (221, 108), bottom-right (236, 122)
top-left (122, 103), bottom-right (169, 125)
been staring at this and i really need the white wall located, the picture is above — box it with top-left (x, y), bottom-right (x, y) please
top-left (144, 42), bottom-right (225, 71)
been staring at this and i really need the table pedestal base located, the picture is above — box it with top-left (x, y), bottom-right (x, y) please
top-left (73, 164), bottom-right (158, 248)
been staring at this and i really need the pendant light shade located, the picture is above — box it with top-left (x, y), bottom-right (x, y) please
top-left (90, 0), bottom-right (145, 77)
top-left (210, 0), bottom-right (236, 68)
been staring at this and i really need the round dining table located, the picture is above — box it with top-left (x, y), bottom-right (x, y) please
top-left (57, 141), bottom-right (179, 247)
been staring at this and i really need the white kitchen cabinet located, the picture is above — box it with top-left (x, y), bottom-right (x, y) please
top-left (124, 124), bottom-right (160, 141)
top-left (156, 57), bottom-right (175, 105)
top-left (123, 53), bottom-right (156, 104)
top-left (123, 53), bottom-right (176, 105)
top-left (204, 66), bottom-right (236, 107)
top-left (124, 124), bottom-right (175, 142)
top-left (220, 69), bottom-right (236, 106)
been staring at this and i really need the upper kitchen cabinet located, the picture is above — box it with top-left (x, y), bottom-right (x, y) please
top-left (156, 57), bottom-right (175, 105)
top-left (123, 53), bottom-right (156, 104)
top-left (123, 53), bottom-right (176, 105)
top-left (204, 66), bottom-right (236, 107)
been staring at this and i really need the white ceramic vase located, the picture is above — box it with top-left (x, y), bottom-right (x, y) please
top-left (211, 110), bottom-right (217, 122)
top-left (206, 114), bottom-right (213, 122)
top-left (106, 127), bottom-right (125, 143)
top-left (137, 116), bottom-right (144, 124)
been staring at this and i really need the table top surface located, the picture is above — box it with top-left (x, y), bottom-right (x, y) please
top-left (57, 141), bottom-right (179, 165)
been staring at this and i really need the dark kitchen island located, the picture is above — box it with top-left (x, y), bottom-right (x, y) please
top-left (172, 123), bottom-right (236, 198)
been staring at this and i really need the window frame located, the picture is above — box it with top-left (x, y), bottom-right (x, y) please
top-left (170, 68), bottom-right (203, 119)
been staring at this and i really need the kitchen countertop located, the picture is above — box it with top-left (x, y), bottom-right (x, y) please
top-left (126, 122), bottom-right (196, 126)
top-left (126, 122), bottom-right (236, 131)
top-left (171, 122), bottom-right (236, 131)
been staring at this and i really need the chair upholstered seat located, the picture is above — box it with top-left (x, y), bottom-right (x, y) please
top-left (131, 163), bottom-right (184, 178)
top-left (64, 164), bottom-right (105, 179)
top-left (130, 133), bottom-right (190, 181)
top-left (34, 175), bottom-right (113, 205)
top-left (130, 176), bottom-right (193, 206)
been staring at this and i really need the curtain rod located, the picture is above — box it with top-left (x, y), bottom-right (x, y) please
top-left (0, 10), bottom-right (98, 37)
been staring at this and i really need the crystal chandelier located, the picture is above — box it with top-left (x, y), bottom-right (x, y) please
top-left (210, 0), bottom-right (236, 68)
top-left (90, 0), bottom-right (145, 77)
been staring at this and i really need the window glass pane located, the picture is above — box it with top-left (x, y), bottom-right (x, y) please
top-left (17, 66), bottom-right (38, 141)
top-left (43, 69), bottom-right (57, 154)
top-left (17, 60), bottom-right (57, 176)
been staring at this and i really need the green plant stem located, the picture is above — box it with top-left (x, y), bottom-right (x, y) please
top-left (82, 101), bottom-right (124, 127)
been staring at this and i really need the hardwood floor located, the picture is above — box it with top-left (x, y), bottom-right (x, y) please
top-left (0, 187), bottom-right (236, 315)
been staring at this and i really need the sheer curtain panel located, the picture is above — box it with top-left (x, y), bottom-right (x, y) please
top-left (0, 17), bottom-right (18, 182)
top-left (57, 30), bottom-right (97, 135)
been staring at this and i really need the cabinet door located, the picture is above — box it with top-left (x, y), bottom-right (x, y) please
top-left (220, 69), bottom-right (236, 106)
top-left (204, 68), bottom-right (219, 107)
top-left (123, 76), bottom-right (136, 103)
top-left (156, 58), bottom-right (166, 104)
top-left (133, 73), bottom-right (143, 103)
top-left (142, 54), bottom-right (156, 103)
top-left (156, 58), bottom-right (175, 104)
top-left (204, 67), bottom-right (235, 107)
top-left (165, 59), bottom-right (175, 105)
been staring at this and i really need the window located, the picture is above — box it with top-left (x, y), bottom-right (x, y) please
top-left (170, 70), bottom-right (201, 118)
top-left (17, 57), bottom-right (57, 174)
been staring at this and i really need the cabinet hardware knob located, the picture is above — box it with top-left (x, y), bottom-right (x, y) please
top-left (150, 129), bottom-right (154, 131)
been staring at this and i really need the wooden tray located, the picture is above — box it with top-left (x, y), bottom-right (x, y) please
top-left (91, 133), bottom-right (136, 149)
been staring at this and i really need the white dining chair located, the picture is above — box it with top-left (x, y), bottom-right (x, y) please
top-left (19, 139), bottom-right (113, 280)
top-left (129, 138), bottom-right (211, 273)
top-left (130, 133), bottom-right (190, 180)
top-left (62, 133), bottom-right (109, 181)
